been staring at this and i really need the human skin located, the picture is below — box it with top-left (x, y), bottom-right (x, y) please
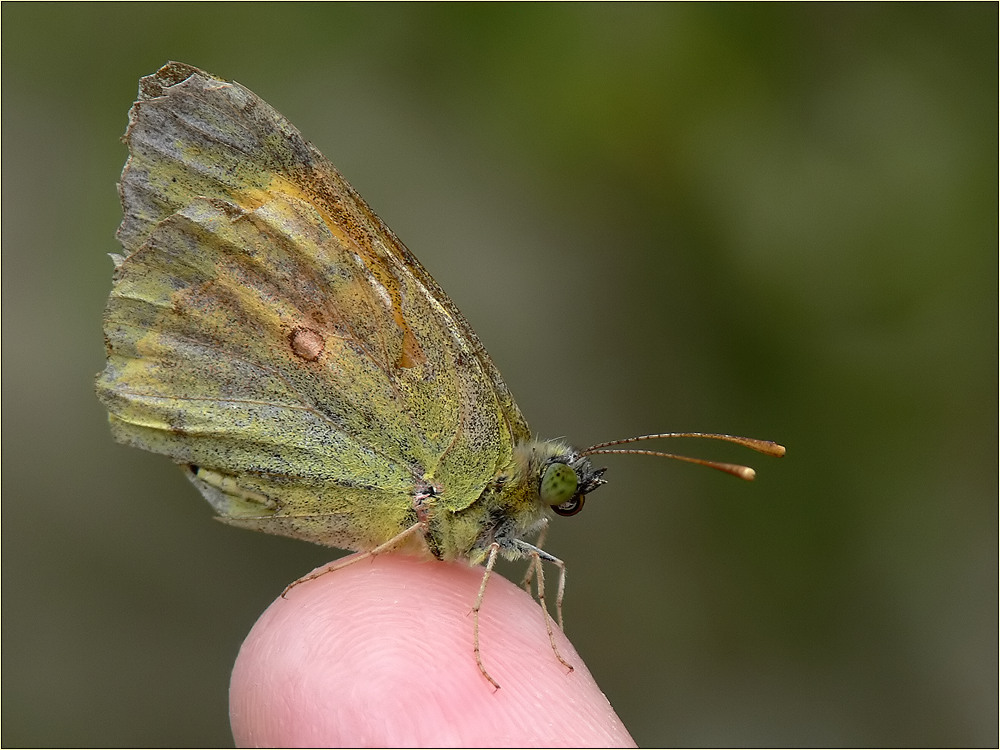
top-left (230, 553), bottom-right (636, 747)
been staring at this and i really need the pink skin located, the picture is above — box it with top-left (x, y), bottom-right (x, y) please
top-left (230, 553), bottom-right (636, 747)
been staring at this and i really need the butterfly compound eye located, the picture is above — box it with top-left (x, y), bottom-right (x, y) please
top-left (540, 462), bottom-right (579, 507)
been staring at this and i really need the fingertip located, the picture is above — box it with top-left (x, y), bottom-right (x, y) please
top-left (230, 554), bottom-right (635, 747)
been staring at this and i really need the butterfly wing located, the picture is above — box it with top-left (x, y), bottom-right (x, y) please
top-left (97, 62), bottom-right (531, 552)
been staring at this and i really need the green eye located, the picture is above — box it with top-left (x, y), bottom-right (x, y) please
top-left (540, 462), bottom-right (579, 507)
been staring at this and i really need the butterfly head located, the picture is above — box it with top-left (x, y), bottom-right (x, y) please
top-left (535, 445), bottom-right (607, 518)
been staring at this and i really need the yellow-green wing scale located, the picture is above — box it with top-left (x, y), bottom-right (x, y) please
top-left (98, 62), bottom-right (531, 554)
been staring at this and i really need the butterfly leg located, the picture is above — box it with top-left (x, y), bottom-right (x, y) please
top-left (551, 551), bottom-right (568, 633)
top-left (473, 542), bottom-right (503, 691)
top-left (532, 552), bottom-right (573, 672)
top-left (513, 540), bottom-right (573, 673)
top-left (281, 521), bottom-right (425, 598)
top-left (520, 522), bottom-right (549, 593)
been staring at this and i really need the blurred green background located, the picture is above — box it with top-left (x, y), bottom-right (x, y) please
top-left (3, 4), bottom-right (996, 746)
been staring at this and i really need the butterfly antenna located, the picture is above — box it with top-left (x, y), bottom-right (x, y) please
top-left (580, 433), bottom-right (786, 481)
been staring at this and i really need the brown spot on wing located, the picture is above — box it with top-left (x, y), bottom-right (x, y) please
top-left (289, 326), bottom-right (325, 361)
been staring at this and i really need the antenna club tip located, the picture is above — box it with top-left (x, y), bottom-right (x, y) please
top-left (738, 467), bottom-right (757, 481)
top-left (745, 438), bottom-right (786, 456)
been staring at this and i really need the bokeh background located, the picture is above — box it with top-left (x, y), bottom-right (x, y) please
top-left (3, 4), bottom-right (996, 746)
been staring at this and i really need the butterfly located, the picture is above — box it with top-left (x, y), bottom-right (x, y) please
top-left (96, 62), bottom-right (784, 689)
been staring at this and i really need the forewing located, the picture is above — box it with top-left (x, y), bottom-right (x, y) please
top-left (98, 63), bottom-right (530, 546)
